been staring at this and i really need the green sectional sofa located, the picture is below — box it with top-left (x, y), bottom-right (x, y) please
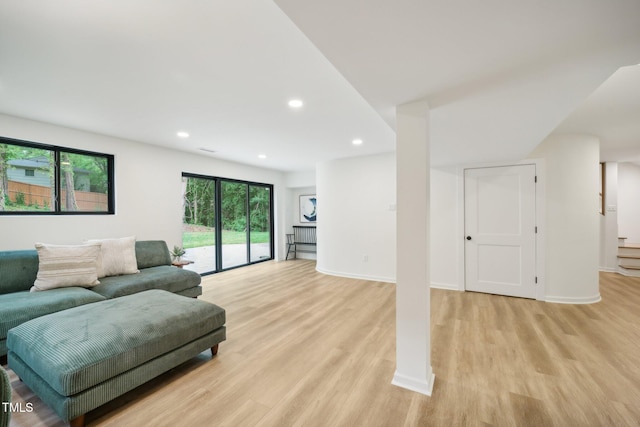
top-left (0, 240), bottom-right (201, 361)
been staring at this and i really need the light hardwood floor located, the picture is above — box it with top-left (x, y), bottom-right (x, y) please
top-left (6, 260), bottom-right (640, 426)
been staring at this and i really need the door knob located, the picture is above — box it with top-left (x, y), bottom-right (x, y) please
top-left (466, 236), bottom-right (472, 240)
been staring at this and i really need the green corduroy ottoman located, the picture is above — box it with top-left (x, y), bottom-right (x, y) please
top-left (7, 289), bottom-right (225, 427)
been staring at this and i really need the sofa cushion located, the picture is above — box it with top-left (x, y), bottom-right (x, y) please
top-left (0, 288), bottom-right (106, 341)
top-left (31, 243), bottom-right (102, 292)
top-left (135, 240), bottom-right (172, 269)
top-left (87, 236), bottom-right (139, 278)
top-left (0, 250), bottom-right (39, 294)
top-left (90, 265), bottom-right (201, 299)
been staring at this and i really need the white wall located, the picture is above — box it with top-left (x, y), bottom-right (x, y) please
top-left (285, 170), bottom-right (315, 188)
top-left (0, 114), bottom-right (286, 255)
top-left (600, 162), bottom-right (619, 272)
top-left (430, 167), bottom-right (460, 289)
top-left (316, 152), bottom-right (396, 282)
top-left (618, 162), bottom-right (640, 244)
top-left (529, 134), bottom-right (600, 303)
top-left (312, 154), bottom-right (460, 288)
top-left (311, 132), bottom-right (602, 305)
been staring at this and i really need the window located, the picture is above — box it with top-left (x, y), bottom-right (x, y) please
top-left (181, 173), bottom-right (273, 275)
top-left (0, 137), bottom-right (115, 214)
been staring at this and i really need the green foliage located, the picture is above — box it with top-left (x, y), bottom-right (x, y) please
top-left (249, 186), bottom-right (270, 232)
top-left (184, 178), bottom-right (270, 233)
top-left (221, 181), bottom-right (246, 232)
top-left (182, 231), bottom-right (215, 248)
top-left (1, 144), bottom-right (52, 211)
top-left (15, 191), bottom-right (25, 205)
top-left (170, 245), bottom-right (186, 258)
top-left (220, 182), bottom-right (270, 232)
top-left (182, 230), bottom-right (270, 249)
top-left (67, 152), bottom-right (108, 193)
top-left (183, 177), bottom-right (215, 227)
top-left (229, 216), bottom-right (246, 233)
top-left (2, 144), bottom-right (50, 163)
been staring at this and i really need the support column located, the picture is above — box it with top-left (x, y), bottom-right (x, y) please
top-left (392, 101), bottom-right (434, 395)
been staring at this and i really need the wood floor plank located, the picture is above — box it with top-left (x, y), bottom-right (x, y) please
top-left (4, 263), bottom-right (640, 426)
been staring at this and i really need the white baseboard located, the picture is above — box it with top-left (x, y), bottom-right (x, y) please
top-left (392, 369), bottom-right (435, 396)
top-left (430, 282), bottom-right (460, 291)
top-left (617, 267), bottom-right (640, 278)
top-left (599, 267), bottom-right (617, 273)
top-left (545, 294), bottom-right (602, 304)
top-left (315, 267), bottom-right (396, 283)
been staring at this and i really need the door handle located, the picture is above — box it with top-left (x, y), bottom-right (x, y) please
top-left (466, 236), bottom-right (472, 241)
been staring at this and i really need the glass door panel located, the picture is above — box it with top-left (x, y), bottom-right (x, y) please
top-left (221, 181), bottom-right (248, 269)
top-left (182, 176), bottom-right (216, 274)
top-left (249, 185), bottom-right (271, 262)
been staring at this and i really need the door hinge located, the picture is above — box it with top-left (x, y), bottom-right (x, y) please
top-left (535, 276), bottom-right (538, 284)
top-left (535, 226), bottom-right (538, 233)
top-left (535, 175), bottom-right (537, 183)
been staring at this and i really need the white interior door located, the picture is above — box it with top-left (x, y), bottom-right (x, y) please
top-left (464, 165), bottom-right (536, 299)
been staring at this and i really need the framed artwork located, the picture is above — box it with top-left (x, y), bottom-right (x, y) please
top-left (299, 194), bottom-right (317, 222)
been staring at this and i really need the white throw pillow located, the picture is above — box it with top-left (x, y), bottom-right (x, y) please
top-left (31, 243), bottom-right (102, 292)
top-left (87, 236), bottom-right (140, 278)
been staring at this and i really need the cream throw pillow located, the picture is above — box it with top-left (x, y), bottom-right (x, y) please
top-left (31, 243), bottom-right (102, 292)
top-left (87, 236), bottom-right (139, 278)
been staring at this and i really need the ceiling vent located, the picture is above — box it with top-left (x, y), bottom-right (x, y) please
top-left (199, 147), bottom-right (217, 154)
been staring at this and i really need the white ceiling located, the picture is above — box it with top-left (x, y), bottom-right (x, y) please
top-left (274, 0), bottom-right (640, 166)
top-left (0, 1), bottom-right (395, 172)
top-left (1, 1), bottom-right (639, 172)
top-left (555, 65), bottom-right (640, 164)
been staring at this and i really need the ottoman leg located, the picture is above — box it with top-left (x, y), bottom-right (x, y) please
top-left (70, 414), bottom-right (85, 427)
top-left (211, 344), bottom-right (219, 356)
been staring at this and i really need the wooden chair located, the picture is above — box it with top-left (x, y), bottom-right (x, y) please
top-left (286, 233), bottom-right (296, 260)
top-left (286, 226), bottom-right (317, 260)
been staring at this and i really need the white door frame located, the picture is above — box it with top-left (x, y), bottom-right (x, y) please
top-left (455, 158), bottom-right (546, 301)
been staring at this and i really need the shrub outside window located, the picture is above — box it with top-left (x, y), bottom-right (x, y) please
top-left (0, 137), bottom-right (114, 214)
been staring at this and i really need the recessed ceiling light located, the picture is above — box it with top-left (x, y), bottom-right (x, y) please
top-left (352, 139), bottom-right (363, 146)
top-left (177, 131), bottom-right (189, 138)
top-left (288, 99), bottom-right (303, 108)
top-left (258, 154), bottom-right (267, 159)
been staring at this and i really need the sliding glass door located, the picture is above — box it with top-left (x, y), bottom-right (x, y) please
top-left (182, 173), bottom-right (273, 275)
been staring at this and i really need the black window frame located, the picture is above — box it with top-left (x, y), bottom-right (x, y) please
top-left (0, 136), bottom-right (115, 215)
